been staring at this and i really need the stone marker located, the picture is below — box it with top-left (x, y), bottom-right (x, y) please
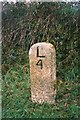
top-left (29, 42), bottom-right (56, 104)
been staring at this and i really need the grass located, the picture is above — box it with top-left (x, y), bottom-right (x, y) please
top-left (2, 62), bottom-right (79, 118)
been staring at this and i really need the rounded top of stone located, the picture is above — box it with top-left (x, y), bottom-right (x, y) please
top-left (29, 42), bottom-right (56, 56)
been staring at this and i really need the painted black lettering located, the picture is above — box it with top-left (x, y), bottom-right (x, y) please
top-left (36, 59), bottom-right (43, 69)
top-left (37, 46), bottom-right (45, 58)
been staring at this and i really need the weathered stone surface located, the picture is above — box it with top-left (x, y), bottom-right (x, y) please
top-left (29, 42), bottom-right (56, 104)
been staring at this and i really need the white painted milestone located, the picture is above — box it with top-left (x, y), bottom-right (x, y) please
top-left (29, 42), bottom-right (56, 104)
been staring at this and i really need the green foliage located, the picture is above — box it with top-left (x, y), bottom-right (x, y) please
top-left (2, 64), bottom-right (79, 118)
top-left (2, 2), bottom-right (79, 81)
top-left (2, 2), bottom-right (79, 118)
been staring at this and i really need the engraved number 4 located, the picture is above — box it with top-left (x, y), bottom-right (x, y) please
top-left (36, 59), bottom-right (43, 69)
